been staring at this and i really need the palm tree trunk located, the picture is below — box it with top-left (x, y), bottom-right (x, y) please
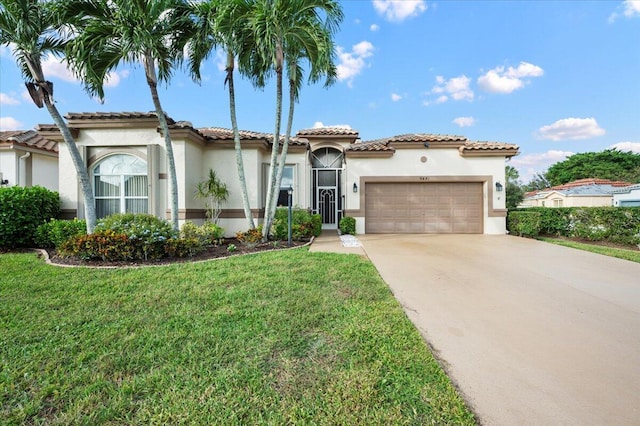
top-left (227, 50), bottom-right (255, 229)
top-left (262, 41), bottom-right (284, 241)
top-left (23, 55), bottom-right (97, 233)
top-left (268, 77), bottom-right (296, 222)
top-left (43, 97), bottom-right (97, 234)
top-left (144, 55), bottom-right (179, 231)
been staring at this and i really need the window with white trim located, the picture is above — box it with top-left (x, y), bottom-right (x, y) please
top-left (93, 154), bottom-right (148, 218)
top-left (552, 199), bottom-right (563, 207)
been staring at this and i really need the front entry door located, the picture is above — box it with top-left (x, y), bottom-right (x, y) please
top-left (313, 168), bottom-right (341, 229)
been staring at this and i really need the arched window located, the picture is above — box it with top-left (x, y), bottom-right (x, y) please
top-left (93, 154), bottom-right (148, 218)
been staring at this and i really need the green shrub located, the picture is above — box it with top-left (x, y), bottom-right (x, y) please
top-left (35, 218), bottom-right (87, 248)
top-left (59, 230), bottom-right (134, 261)
top-left (164, 237), bottom-right (205, 258)
top-left (0, 186), bottom-right (59, 248)
top-left (272, 208), bottom-right (322, 240)
top-left (95, 213), bottom-right (176, 260)
top-left (508, 207), bottom-right (640, 246)
top-left (339, 216), bottom-right (356, 235)
top-left (507, 211), bottom-right (541, 237)
top-left (181, 221), bottom-right (225, 245)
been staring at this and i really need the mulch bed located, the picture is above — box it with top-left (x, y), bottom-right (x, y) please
top-left (40, 238), bottom-right (311, 268)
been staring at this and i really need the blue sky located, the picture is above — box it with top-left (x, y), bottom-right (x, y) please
top-left (1, 0), bottom-right (639, 183)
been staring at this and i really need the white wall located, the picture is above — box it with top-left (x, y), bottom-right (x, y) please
top-left (613, 188), bottom-right (640, 207)
top-left (31, 154), bottom-right (58, 191)
top-left (0, 151), bottom-right (16, 186)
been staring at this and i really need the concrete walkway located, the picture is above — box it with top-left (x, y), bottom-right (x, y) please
top-left (310, 233), bottom-right (640, 425)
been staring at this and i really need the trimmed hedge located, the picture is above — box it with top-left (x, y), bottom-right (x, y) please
top-left (35, 218), bottom-right (87, 248)
top-left (0, 186), bottom-right (59, 248)
top-left (339, 216), bottom-right (356, 235)
top-left (508, 207), bottom-right (640, 246)
top-left (272, 208), bottom-right (322, 241)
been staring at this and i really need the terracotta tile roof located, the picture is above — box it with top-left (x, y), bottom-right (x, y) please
top-left (346, 134), bottom-right (519, 154)
top-left (297, 127), bottom-right (359, 137)
top-left (378, 133), bottom-right (468, 143)
top-left (0, 130), bottom-right (58, 153)
top-left (525, 178), bottom-right (633, 199)
top-left (64, 111), bottom-right (176, 124)
top-left (199, 127), bottom-right (308, 145)
top-left (461, 141), bottom-right (519, 152)
top-left (549, 178), bottom-right (632, 190)
top-left (346, 141), bottom-right (394, 152)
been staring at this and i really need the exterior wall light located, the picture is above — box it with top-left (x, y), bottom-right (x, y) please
top-left (353, 182), bottom-right (358, 193)
top-left (495, 182), bottom-right (503, 192)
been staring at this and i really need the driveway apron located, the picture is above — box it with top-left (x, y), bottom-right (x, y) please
top-left (358, 234), bottom-right (640, 426)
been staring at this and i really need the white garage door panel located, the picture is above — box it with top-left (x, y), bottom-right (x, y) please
top-left (365, 182), bottom-right (483, 234)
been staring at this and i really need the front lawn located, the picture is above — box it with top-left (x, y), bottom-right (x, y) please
top-left (540, 237), bottom-right (640, 263)
top-left (0, 249), bottom-right (475, 425)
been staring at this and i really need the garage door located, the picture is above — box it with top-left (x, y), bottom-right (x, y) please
top-left (365, 182), bottom-right (483, 234)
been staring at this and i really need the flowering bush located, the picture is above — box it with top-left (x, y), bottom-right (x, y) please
top-left (95, 213), bottom-right (176, 260)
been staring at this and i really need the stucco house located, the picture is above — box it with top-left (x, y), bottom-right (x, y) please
top-left (33, 111), bottom-right (518, 236)
top-left (519, 178), bottom-right (632, 208)
top-left (612, 184), bottom-right (640, 207)
top-left (0, 130), bottom-right (58, 190)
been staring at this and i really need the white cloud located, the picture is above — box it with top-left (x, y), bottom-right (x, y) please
top-left (429, 75), bottom-right (473, 103)
top-left (452, 116), bottom-right (477, 127)
top-left (477, 62), bottom-right (544, 94)
top-left (336, 41), bottom-right (374, 87)
top-left (41, 53), bottom-right (78, 83)
top-left (370, 24), bottom-right (380, 31)
top-left (391, 93), bottom-right (402, 101)
top-left (373, 0), bottom-right (427, 22)
top-left (537, 117), bottom-right (605, 141)
top-left (41, 53), bottom-right (129, 88)
top-left (104, 70), bottom-right (130, 88)
top-left (510, 150), bottom-right (575, 183)
top-left (610, 141), bottom-right (640, 153)
top-left (21, 89), bottom-right (33, 103)
top-left (0, 116), bottom-right (23, 131)
top-left (609, 0), bottom-right (640, 22)
top-left (0, 93), bottom-right (20, 106)
top-left (312, 121), bottom-right (352, 129)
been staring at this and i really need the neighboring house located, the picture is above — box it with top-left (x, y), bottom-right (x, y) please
top-left (519, 178), bottom-right (632, 208)
top-left (0, 130), bottom-right (58, 191)
top-left (35, 111), bottom-right (518, 235)
top-left (612, 184), bottom-right (640, 207)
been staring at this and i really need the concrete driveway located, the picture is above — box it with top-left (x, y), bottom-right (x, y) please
top-left (357, 234), bottom-right (640, 426)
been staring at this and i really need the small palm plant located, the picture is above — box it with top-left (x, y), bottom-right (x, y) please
top-left (195, 169), bottom-right (229, 224)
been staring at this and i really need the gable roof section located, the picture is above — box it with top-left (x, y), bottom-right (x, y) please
top-left (0, 130), bottom-right (58, 155)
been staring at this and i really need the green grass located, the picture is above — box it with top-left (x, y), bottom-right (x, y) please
top-left (540, 237), bottom-right (640, 263)
top-left (0, 249), bottom-right (475, 425)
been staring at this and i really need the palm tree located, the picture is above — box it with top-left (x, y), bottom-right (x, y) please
top-left (59, 0), bottom-right (191, 231)
top-left (249, 0), bottom-right (343, 240)
top-left (0, 0), bottom-right (98, 233)
top-left (185, 0), bottom-right (256, 230)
